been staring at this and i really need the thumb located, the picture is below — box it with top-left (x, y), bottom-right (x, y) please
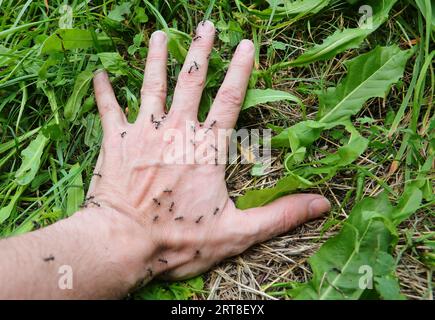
top-left (234, 194), bottom-right (330, 244)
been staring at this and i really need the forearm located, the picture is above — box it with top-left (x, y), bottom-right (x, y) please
top-left (0, 208), bottom-right (154, 299)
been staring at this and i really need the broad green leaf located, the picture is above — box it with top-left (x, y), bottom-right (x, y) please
top-left (15, 132), bottom-right (49, 185)
top-left (270, 0), bottom-right (397, 68)
top-left (242, 88), bottom-right (303, 110)
top-left (375, 276), bottom-right (405, 300)
top-left (9, 218), bottom-right (35, 236)
top-left (271, 120), bottom-right (325, 150)
top-left (293, 132), bottom-right (368, 178)
top-left (41, 29), bottom-right (110, 54)
top-left (318, 133), bottom-right (368, 167)
top-left (108, 2), bottom-right (132, 22)
top-left (318, 45), bottom-right (412, 126)
top-left (0, 204), bottom-right (14, 225)
top-left (133, 7), bottom-right (149, 24)
top-left (167, 28), bottom-right (190, 63)
top-left (97, 52), bottom-right (129, 76)
top-left (392, 184), bottom-right (423, 224)
top-left (216, 20), bottom-right (243, 47)
top-left (133, 276), bottom-right (204, 300)
top-left (83, 113), bottom-right (102, 147)
top-left (288, 28), bottom-right (370, 66)
top-left (414, 155), bottom-right (434, 201)
top-left (292, 194), bottom-right (399, 300)
top-left (66, 163), bottom-right (85, 217)
top-left (0, 187), bottom-right (24, 224)
top-left (243, 0), bottom-right (330, 19)
top-left (283, 146), bottom-right (306, 167)
top-left (271, 46), bottom-right (412, 150)
top-left (236, 173), bottom-right (312, 209)
top-left (64, 70), bottom-right (94, 121)
top-left (123, 86), bottom-right (139, 123)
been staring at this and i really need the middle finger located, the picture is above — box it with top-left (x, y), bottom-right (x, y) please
top-left (169, 21), bottom-right (215, 121)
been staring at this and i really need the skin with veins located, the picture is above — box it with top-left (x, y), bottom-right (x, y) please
top-left (87, 21), bottom-right (330, 281)
top-left (88, 22), bottom-right (330, 278)
top-left (0, 21), bottom-right (330, 300)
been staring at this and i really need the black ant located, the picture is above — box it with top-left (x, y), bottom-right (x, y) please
top-left (174, 216), bottom-right (184, 221)
top-left (153, 215), bottom-right (159, 222)
top-left (194, 250), bottom-right (201, 258)
top-left (195, 216), bottom-right (204, 224)
top-left (92, 172), bottom-right (102, 178)
top-left (163, 189), bottom-right (172, 194)
top-left (90, 201), bottom-right (101, 207)
top-left (152, 198), bottom-right (161, 206)
top-left (85, 196), bottom-right (95, 201)
top-left (188, 61), bottom-right (200, 74)
top-left (151, 114), bottom-right (162, 129)
top-left (158, 258), bottom-right (168, 264)
top-left (147, 268), bottom-right (153, 277)
top-left (205, 120), bottom-right (216, 133)
top-left (169, 202), bottom-right (175, 212)
top-left (193, 35), bottom-right (202, 41)
top-left (213, 207), bottom-right (219, 215)
top-left (43, 255), bottom-right (55, 262)
top-left (120, 131), bottom-right (127, 138)
top-left (210, 144), bottom-right (218, 151)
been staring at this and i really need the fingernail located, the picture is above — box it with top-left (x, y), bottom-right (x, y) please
top-left (308, 197), bottom-right (330, 217)
top-left (93, 69), bottom-right (106, 76)
top-left (238, 39), bottom-right (254, 53)
top-left (198, 20), bottom-right (214, 33)
top-left (151, 30), bottom-right (167, 45)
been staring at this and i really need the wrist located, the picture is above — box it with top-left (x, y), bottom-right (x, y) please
top-left (71, 207), bottom-right (157, 294)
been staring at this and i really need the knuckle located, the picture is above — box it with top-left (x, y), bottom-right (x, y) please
top-left (217, 86), bottom-right (244, 107)
top-left (215, 108), bottom-right (239, 124)
top-left (141, 81), bottom-right (166, 100)
top-left (224, 215), bottom-right (256, 246)
top-left (146, 53), bottom-right (166, 63)
top-left (192, 41), bottom-right (212, 50)
top-left (165, 228), bottom-right (195, 249)
top-left (99, 103), bottom-right (119, 116)
top-left (281, 205), bottom-right (297, 233)
top-left (178, 70), bottom-right (205, 89)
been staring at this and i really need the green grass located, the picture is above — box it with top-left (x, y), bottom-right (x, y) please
top-left (0, 0), bottom-right (433, 299)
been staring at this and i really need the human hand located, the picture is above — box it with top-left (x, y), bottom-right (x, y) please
top-left (88, 21), bottom-right (330, 285)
